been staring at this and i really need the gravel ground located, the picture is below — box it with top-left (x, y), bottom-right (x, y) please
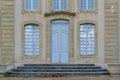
top-left (0, 76), bottom-right (119, 80)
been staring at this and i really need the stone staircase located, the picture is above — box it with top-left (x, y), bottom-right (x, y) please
top-left (5, 64), bottom-right (110, 77)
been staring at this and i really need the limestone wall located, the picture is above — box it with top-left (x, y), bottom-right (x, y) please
top-left (0, 0), bottom-right (2, 64)
top-left (104, 0), bottom-right (119, 63)
top-left (1, 0), bottom-right (14, 66)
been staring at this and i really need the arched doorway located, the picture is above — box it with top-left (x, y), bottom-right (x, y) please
top-left (51, 20), bottom-right (69, 63)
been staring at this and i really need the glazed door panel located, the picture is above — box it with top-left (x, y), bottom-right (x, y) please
top-left (60, 23), bottom-right (69, 63)
top-left (51, 20), bottom-right (69, 63)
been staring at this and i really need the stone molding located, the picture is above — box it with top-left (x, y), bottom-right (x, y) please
top-left (44, 11), bottom-right (76, 17)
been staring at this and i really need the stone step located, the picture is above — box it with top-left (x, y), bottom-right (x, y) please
top-left (17, 66), bottom-right (101, 69)
top-left (24, 64), bottom-right (95, 66)
top-left (6, 72), bottom-right (109, 77)
top-left (5, 64), bottom-right (110, 76)
top-left (11, 69), bottom-right (107, 72)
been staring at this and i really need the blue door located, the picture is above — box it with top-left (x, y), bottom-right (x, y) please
top-left (51, 20), bottom-right (69, 64)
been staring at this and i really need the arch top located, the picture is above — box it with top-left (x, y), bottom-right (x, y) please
top-left (22, 21), bottom-right (42, 27)
top-left (51, 19), bottom-right (69, 24)
top-left (24, 23), bottom-right (39, 26)
top-left (78, 20), bottom-right (97, 27)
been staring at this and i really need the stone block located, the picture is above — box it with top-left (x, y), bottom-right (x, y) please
top-left (107, 64), bottom-right (120, 75)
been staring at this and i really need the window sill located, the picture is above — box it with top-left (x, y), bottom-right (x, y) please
top-left (22, 55), bottom-right (41, 60)
top-left (78, 53), bottom-right (97, 58)
top-left (22, 10), bottom-right (41, 14)
top-left (79, 10), bottom-right (98, 14)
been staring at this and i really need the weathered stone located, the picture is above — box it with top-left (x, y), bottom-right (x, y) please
top-left (104, 0), bottom-right (119, 63)
top-left (108, 64), bottom-right (120, 75)
top-left (1, 0), bottom-right (14, 66)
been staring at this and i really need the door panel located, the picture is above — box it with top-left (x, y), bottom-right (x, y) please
top-left (51, 24), bottom-right (60, 63)
top-left (60, 24), bottom-right (69, 63)
top-left (51, 20), bottom-right (69, 64)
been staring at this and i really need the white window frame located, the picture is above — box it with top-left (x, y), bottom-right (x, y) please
top-left (24, 24), bottom-right (40, 56)
top-left (80, 24), bottom-right (95, 56)
top-left (24, 0), bottom-right (40, 11)
top-left (80, 0), bottom-right (95, 11)
top-left (52, 0), bottom-right (67, 11)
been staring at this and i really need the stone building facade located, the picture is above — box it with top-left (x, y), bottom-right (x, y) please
top-left (0, 0), bottom-right (120, 70)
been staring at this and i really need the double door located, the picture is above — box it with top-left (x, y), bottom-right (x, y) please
top-left (51, 20), bottom-right (69, 63)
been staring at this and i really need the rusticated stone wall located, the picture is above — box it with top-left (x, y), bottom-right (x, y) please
top-left (1, 0), bottom-right (14, 66)
top-left (104, 0), bottom-right (119, 63)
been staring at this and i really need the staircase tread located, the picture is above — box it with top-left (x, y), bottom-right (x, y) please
top-left (24, 64), bottom-right (95, 65)
top-left (17, 66), bottom-right (101, 68)
top-left (12, 69), bottom-right (107, 70)
top-left (7, 71), bottom-right (109, 74)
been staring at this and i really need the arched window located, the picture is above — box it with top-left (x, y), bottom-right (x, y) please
top-left (24, 24), bottom-right (40, 56)
top-left (80, 24), bottom-right (95, 55)
top-left (24, 0), bottom-right (40, 11)
top-left (52, 0), bottom-right (67, 11)
top-left (80, 0), bottom-right (95, 11)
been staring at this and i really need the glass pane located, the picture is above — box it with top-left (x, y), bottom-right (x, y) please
top-left (80, 0), bottom-right (86, 10)
top-left (24, 24), bottom-right (40, 56)
top-left (80, 0), bottom-right (95, 10)
top-left (24, 0), bottom-right (39, 11)
top-left (53, 0), bottom-right (67, 11)
top-left (80, 24), bottom-right (95, 55)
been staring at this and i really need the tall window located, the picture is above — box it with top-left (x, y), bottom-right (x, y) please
top-left (80, 24), bottom-right (95, 55)
top-left (24, 0), bottom-right (39, 11)
top-left (52, 0), bottom-right (67, 11)
top-left (24, 24), bottom-right (40, 56)
top-left (80, 0), bottom-right (95, 11)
